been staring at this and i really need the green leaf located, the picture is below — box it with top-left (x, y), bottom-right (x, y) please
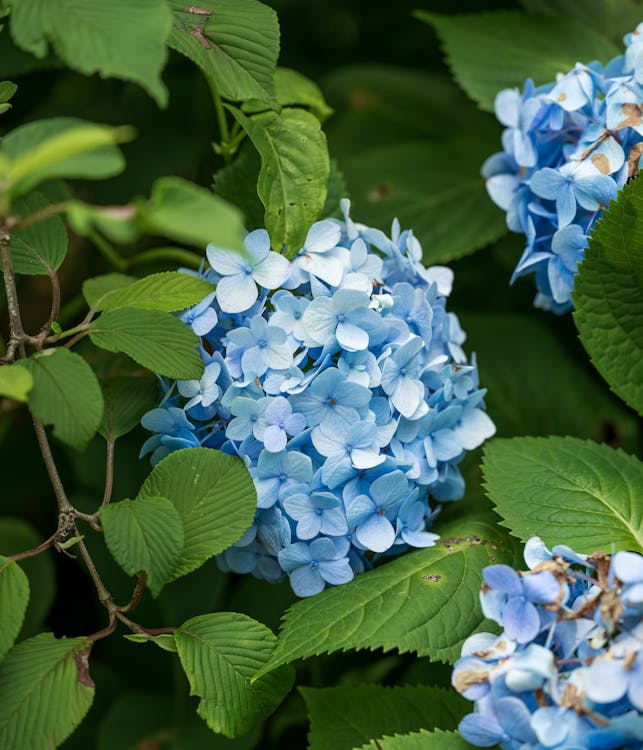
top-left (573, 178), bottom-right (643, 416)
top-left (174, 612), bottom-right (294, 738)
top-left (101, 496), bottom-right (184, 597)
top-left (82, 273), bottom-right (135, 309)
top-left (122, 633), bottom-right (178, 653)
top-left (96, 271), bottom-right (215, 313)
top-left (0, 555), bottom-right (29, 663)
top-left (417, 10), bottom-right (620, 111)
top-left (356, 729), bottom-right (475, 750)
top-left (342, 141), bottom-right (506, 263)
top-left (0, 362), bottom-right (32, 401)
top-left (88, 307), bottom-right (203, 380)
top-left (168, 0), bottom-right (279, 104)
top-left (0, 633), bottom-right (94, 748)
top-left (252, 67), bottom-right (333, 121)
top-left (137, 176), bottom-right (245, 252)
top-left (22, 348), bottom-right (104, 449)
top-left (98, 373), bottom-right (158, 441)
top-left (322, 65), bottom-right (498, 159)
top-left (302, 685), bottom-right (468, 750)
top-left (460, 312), bottom-right (640, 447)
top-left (228, 106), bottom-right (330, 255)
top-left (0, 518), bottom-right (55, 638)
top-left (0, 81), bottom-right (17, 104)
top-left (138, 447), bottom-right (256, 581)
top-left (1, 117), bottom-right (130, 198)
top-left (520, 0), bottom-right (643, 44)
top-left (255, 515), bottom-right (518, 679)
top-left (8, 0), bottom-right (172, 106)
top-left (483, 437), bottom-right (643, 553)
top-left (8, 191), bottom-right (67, 274)
top-left (66, 200), bottom-right (140, 245)
top-left (213, 141), bottom-right (264, 229)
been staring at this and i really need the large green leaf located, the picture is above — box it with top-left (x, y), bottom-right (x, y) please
top-left (138, 448), bottom-right (256, 581)
top-left (8, 0), bottom-right (172, 106)
top-left (322, 65), bottom-right (498, 159)
top-left (228, 106), bottom-right (330, 255)
top-left (0, 362), bottom-right (32, 401)
top-left (460, 313), bottom-right (640, 447)
top-left (417, 10), bottom-right (619, 111)
top-left (95, 271), bottom-right (214, 313)
top-left (0, 556), bottom-right (29, 663)
top-left (0, 518), bottom-right (55, 638)
top-left (255, 514), bottom-right (518, 678)
top-left (167, 0), bottom-right (279, 104)
top-left (356, 729), bottom-right (474, 750)
top-left (82, 273), bottom-right (135, 309)
top-left (0, 633), bottom-right (94, 749)
top-left (342, 141), bottom-right (506, 264)
top-left (137, 176), bottom-right (245, 252)
top-left (101, 496), bottom-right (184, 597)
top-left (0, 117), bottom-right (128, 198)
top-left (22, 348), bottom-right (104, 449)
top-left (520, 0), bottom-right (643, 44)
top-left (9, 191), bottom-right (68, 274)
top-left (483, 437), bottom-right (643, 553)
top-left (98, 372), bottom-right (158, 441)
top-left (573, 178), bottom-right (643, 416)
top-left (88, 307), bottom-right (203, 380)
top-left (302, 685), bottom-right (468, 750)
top-left (174, 613), bottom-right (294, 738)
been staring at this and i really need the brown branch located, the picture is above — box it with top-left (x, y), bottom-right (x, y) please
top-left (102, 437), bottom-right (115, 506)
top-left (0, 536), bottom-right (54, 573)
top-left (117, 573), bottom-right (148, 613)
top-left (32, 418), bottom-right (74, 514)
top-left (0, 226), bottom-right (26, 359)
top-left (6, 201), bottom-right (70, 231)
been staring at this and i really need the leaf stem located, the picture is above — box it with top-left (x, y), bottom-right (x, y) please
top-left (87, 228), bottom-right (128, 272)
top-left (209, 78), bottom-right (230, 145)
top-left (32, 417), bottom-right (75, 515)
top-left (7, 201), bottom-right (70, 231)
top-left (0, 536), bottom-right (54, 573)
top-left (102, 436), bottom-right (115, 506)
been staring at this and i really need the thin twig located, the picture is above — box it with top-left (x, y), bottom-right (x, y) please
top-left (86, 614), bottom-right (117, 643)
top-left (102, 437), bottom-right (115, 506)
top-left (6, 201), bottom-right (70, 231)
top-left (32, 418), bottom-right (74, 514)
top-left (117, 573), bottom-right (148, 613)
top-left (0, 536), bottom-right (54, 572)
top-left (75, 538), bottom-right (113, 608)
top-left (0, 227), bottom-right (26, 357)
top-left (116, 612), bottom-right (177, 636)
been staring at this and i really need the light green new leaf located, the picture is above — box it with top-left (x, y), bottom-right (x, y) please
top-left (243, 67), bottom-right (333, 121)
top-left (137, 176), bottom-right (244, 252)
top-left (123, 633), bottom-right (178, 653)
top-left (302, 685), bottom-right (468, 750)
top-left (573, 178), bottom-right (643, 415)
top-left (101, 496), bottom-right (184, 597)
top-left (9, 191), bottom-right (68, 275)
top-left (342, 141), bottom-right (506, 264)
top-left (66, 200), bottom-right (140, 245)
top-left (96, 271), bottom-right (215, 313)
top-left (174, 613), bottom-right (294, 738)
top-left (0, 556), bottom-right (29, 663)
top-left (82, 273), bottom-right (135, 309)
top-left (255, 515), bottom-right (518, 679)
top-left (417, 11), bottom-right (619, 111)
top-left (228, 106), bottom-right (330, 255)
top-left (88, 307), bottom-right (203, 380)
top-left (0, 633), bottom-right (94, 749)
top-left (0, 363), bottom-right (32, 402)
top-left (98, 373), bottom-right (158, 441)
top-left (0, 519), bottom-right (55, 638)
top-left (483, 437), bottom-right (643, 553)
top-left (22, 348), bottom-right (104, 449)
top-left (8, 0), bottom-right (172, 106)
top-left (0, 117), bottom-right (130, 198)
top-left (168, 0), bottom-right (279, 104)
top-left (138, 448), bottom-right (256, 581)
top-left (356, 729), bottom-right (474, 750)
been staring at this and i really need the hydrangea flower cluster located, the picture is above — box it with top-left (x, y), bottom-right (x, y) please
top-left (453, 537), bottom-right (643, 748)
top-left (484, 23), bottom-right (643, 312)
top-left (140, 201), bottom-right (495, 596)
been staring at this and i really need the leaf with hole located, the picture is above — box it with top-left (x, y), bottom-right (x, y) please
top-left (483, 436), bottom-right (643, 553)
top-left (0, 633), bottom-right (94, 749)
top-left (573, 178), bottom-right (643, 415)
top-left (138, 447), bottom-right (257, 581)
top-left (174, 613), bottom-right (294, 737)
top-left (88, 307), bottom-right (203, 380)
top-left (21, 348), bottom-right (104, 449)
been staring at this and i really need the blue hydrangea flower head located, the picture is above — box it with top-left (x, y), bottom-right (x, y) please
top-left (484, 25), bottom-right (643, 312)
top-left (141, 205), bottom-right (495, 596)
top-left (453, 537), bottom-right (643, 749)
